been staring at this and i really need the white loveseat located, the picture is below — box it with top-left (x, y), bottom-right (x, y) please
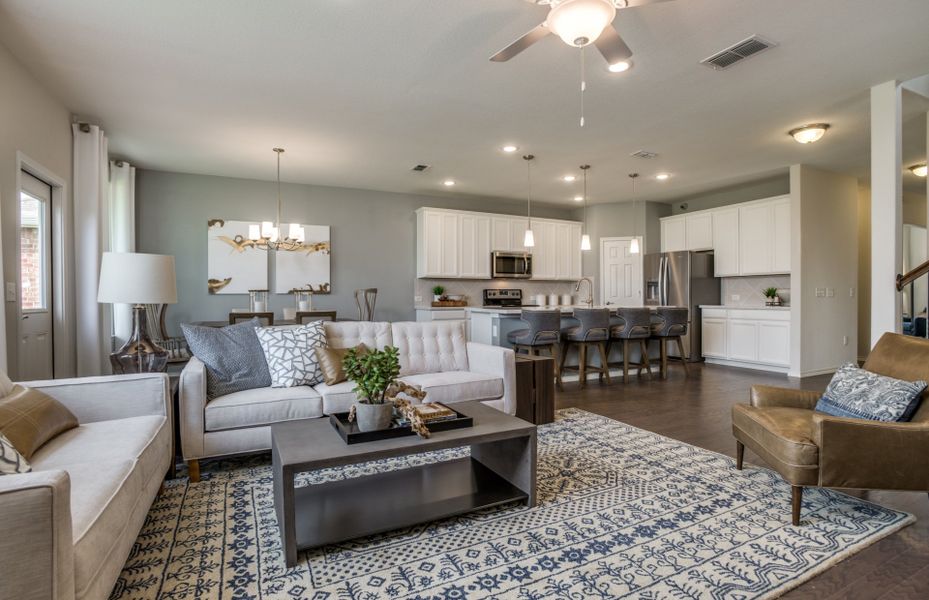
top-left (179, 320), bottom-right (515, 477)
top-left (0, 373), bottom-right (172, 600)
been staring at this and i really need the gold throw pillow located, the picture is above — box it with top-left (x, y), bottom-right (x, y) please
top-left (0, 385), bottom-right (78, 460)
top-left (315, 344), bottom-right (368, 386)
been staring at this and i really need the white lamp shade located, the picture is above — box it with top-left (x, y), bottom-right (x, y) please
top-left (524, 228), bottom-right (535, 247)
top-left (288, 223), bottom-right (305, 242)
top-left (629, 238), bottom-right (640, 254)
top-left (580, 234), bottom-right (591, 251)
top-left (261, 221), bottom-right (274, 237)
top-left (248, 224), bottom-right (261, 240)
top-left (97, 252), bottom-right (178, 305)
top-left (547, 0), bottom-right (616, 46)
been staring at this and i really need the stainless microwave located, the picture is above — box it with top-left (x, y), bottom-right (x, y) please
top-left (492, 251), bottom-right (533, 279)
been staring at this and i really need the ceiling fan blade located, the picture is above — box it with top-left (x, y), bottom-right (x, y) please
top-left (594, 25), bottom-right (633, 65)
top-left (619, 0), bottom-right (675, 8)
top-left (489, 23), bottom-right (550, 62)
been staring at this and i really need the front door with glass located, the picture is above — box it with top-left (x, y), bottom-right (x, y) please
top-left (19, 170), bottom-right (54, 380)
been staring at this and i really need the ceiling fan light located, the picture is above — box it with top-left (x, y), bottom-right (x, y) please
top-left (910, 163), bottom-right (928, 177)
top-left (524, 228), bottom-right (535, 248)
top-left (629, 237), bottom-right (640, 254)
top-left (789, 123), bottom-right (830, 144)
top-left (546, 0), bottom-right (616, 47)
top-left (580, 234), bottom-right (591, 251)
top-left (608, 60), bottom-right (631, 73)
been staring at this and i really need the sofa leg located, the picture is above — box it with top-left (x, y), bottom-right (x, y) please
top-left (791, 486), bottom-right (803, 526)
top-left (187, 459), bottom-right (201, 483)
top-left (736, 441), bottom-right (744, 470)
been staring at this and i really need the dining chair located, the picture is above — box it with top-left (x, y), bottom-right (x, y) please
top-left (355, 288), bottom-right (377, 321)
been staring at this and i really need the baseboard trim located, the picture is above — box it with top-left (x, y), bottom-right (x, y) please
top-left (704, 358), bottom-right (789, 374)
top-left (797, 367), bottom-right (838, 378)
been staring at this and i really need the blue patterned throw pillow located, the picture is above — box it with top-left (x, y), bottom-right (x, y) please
top-left (181, 318), bottom-right (272, 399)
top-left (815, 363), bottom-right (926, 422)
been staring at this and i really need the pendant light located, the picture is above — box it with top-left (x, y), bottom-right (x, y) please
top-left (248, 148), bottom-right (305, 251)
top-left (629, 172), bottom-right (640, 254)
top-left (580, 164), bottom-right (591, 251)
top-left (523, 154), bottom-right (535, 247)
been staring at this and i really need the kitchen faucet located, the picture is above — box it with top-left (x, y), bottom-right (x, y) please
top-left (575, 277), bottom-right (593, 307)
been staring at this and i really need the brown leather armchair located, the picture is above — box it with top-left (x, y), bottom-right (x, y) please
top-left (732, 332), bottom-right (929, 525)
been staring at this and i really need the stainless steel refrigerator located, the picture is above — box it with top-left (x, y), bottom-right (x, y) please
top-left (644, 251), bottom-right (721, 362)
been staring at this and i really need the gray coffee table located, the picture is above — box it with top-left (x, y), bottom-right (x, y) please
top-left (272, 400), bottom-right (537, 567)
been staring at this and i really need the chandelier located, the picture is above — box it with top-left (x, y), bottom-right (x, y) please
top-left (248, 148), bottom-right (305, 252)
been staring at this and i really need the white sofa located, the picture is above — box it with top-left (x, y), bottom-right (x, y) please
top-left (0, 373), bottom-right (172, 600)
top-left (179, 320), bottom-right (515, 478)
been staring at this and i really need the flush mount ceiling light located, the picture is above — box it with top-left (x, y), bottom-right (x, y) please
top-left (502, 145), bottom-right (519, 153)
top-left (909, 163), bottom-right (928, 177)
top-left (607, 59), bottom-right (632, 73)
top-left (655, 172), bottom-right (670, 180)
top-left (443, 179), bottom-right (456, 186)
top-left (789, 123), bottom-right (830, 144)
top-left (563, 174), bottom-right (577, 182)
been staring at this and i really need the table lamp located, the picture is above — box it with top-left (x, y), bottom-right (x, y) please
top-left (97, 252), bottom-right (178, 373)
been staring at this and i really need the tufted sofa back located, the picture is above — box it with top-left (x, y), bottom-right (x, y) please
top-left (391, 321), bottom-right (470, 376)
top-left (324, 321), bottom-right (393, 350)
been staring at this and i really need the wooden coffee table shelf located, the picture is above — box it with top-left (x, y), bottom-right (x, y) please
top-left (272, 400), bottom-right (537, 566)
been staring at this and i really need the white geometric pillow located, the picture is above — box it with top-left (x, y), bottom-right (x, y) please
top-left (0, 433), bottom-right (31, 475)
top-left (255, 321), bottom-right (327, 387)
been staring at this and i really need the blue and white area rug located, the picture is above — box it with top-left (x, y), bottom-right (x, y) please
top-left (112, 408), bottom-right (913, 599)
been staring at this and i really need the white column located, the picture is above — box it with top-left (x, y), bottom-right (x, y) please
top-left (870, 81), bottom-right (903, 346)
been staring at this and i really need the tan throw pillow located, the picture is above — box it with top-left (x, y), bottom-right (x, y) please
top-left (0, 385), bottom-right (78, 460)
top-left (315, 344), bottom-right (368, 386)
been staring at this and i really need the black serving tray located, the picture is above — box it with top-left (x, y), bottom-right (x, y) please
top-left (329, 407), bottom-right (474, 444)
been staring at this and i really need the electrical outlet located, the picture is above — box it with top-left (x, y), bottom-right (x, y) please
top-left (414, 296), bottom-right (422, 303)
top-left (826, 288), bottom-right (835, 298)
top-left (4, 282), bottom-right (15, 302)
top-left (731, 294), bottom-right (741, 302)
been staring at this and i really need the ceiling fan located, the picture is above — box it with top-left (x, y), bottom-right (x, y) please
top-left (490, 0), bottom-right (674, 71)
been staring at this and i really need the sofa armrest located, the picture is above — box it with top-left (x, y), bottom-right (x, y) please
top-left (750, 385), bottom-right (821, 410)
top-left (811, 413), bottom-right (929, 490)
top-left (179, 357), bottom-right (208, 460)
top-left (0, 470), bottom-right (75, 600)
top-left (23, 373), bottom-right (170, 424)
top-left (467, 342), bottom-right (516, 415)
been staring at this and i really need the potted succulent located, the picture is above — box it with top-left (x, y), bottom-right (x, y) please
top-left (432, 285), bottom-right (446, 303)
top-left (763, 287), bottom-right (780, 306)
top-left (343, 346), bottom-right (401, 431)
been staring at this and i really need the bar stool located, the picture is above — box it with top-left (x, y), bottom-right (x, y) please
top-left (559, 308), bottom-right (611, 388)
top-left (608, 308), bottom-right (653, 384)
top-left (651, 307), bottom-right (690, 379)
top-left (507, 310), bottom-right (563, 390)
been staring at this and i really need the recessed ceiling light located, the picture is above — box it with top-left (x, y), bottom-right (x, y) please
top-left (563, 175), bottom-right (576, 182)
top-left (909, 163), bottom-right (928, 177)
top-left (655, 173), bottom-right (670, 181)
top-left (443, 179), bottom-right (456, 187)
top-left (502, 145), bottom-right (519, 153)
top-left (574, 195), bottom-right (584, 202)
top-left (608, 60), bottom-right (631, 73)
top-left (789, 123), bottom-right (830, 144)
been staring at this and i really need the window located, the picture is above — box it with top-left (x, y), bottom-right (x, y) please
top-left (20, 190), bottom-right (47, 311)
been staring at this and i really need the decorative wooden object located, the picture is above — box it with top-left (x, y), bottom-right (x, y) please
top-left (431, 300), bottom-right (468, 307)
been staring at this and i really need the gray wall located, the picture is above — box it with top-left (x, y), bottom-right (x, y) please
top-left (136, 169), bottom-right (574, 334)
top-left (669, 175), bottom-right (790, 215)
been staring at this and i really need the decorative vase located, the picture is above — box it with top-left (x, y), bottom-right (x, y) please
top-left (433, 294), bottom-right (442, 302)
top-left (355, 402), bottom-right (394, 432)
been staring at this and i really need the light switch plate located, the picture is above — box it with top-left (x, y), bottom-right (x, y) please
top-left (5, 282), bottom-right (15, 302)
top-left (826, 288), bottom-right (835, 298)
top-left (815, 288), bottom-right (825, 297)
top-left (731, 294), bottom-right (741, 302)
top-left (414, 296), bottom-right (422, 303)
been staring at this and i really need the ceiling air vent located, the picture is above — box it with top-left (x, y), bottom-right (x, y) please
top-left (701, 35), bottom-right (777, 70)
top-left (630, 150), bottom-right (658, 160)
top-left (411, 164), bottom-right (430, 172)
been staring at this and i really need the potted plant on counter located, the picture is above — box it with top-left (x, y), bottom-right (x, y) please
top-left (432, 285), bottom-right (446, 303)
top-left (763, 287), bottom-right (780, 306)
top-left (344, 346), bottom-right (401, 432)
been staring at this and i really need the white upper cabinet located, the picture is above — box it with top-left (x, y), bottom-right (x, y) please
top-left (712, 208), bottom-right (740, 277)
top-left (660, 216), bottom-right (687, 252)
top-left (661, 195), bottom-right (791, 276)
top-left (685, 213), bottom-right (713, 251)
top-left (458, 213), bottom-right (491, 279)
top-left (418, 208), bottom-right (582, 280)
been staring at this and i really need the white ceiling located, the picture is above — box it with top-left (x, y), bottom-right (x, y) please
top-left (1, 0), bottom-right (928, 205)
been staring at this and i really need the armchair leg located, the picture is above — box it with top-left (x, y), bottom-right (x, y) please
top-left (187, 459), bottom-right (201, 483)
top-left (791, 486), bottom-right (803, 526)
top-left (736, 441), bottom-right (744, 470)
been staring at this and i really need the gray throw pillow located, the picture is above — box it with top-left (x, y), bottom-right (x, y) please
top-left (255, 321), bottom-right (327, 387)
top-left (181, 318), bottom-right (271, 399)
top-left (815, 362), bottom-right (926, 422)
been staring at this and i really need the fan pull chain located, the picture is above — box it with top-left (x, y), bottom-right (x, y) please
top-left (580, 46), bottom-right (586, 127)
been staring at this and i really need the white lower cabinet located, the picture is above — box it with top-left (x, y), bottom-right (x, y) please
top-left (701, 308), bottom-right (790, 372)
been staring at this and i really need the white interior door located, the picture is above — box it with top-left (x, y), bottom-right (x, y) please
top-left (19, 171), bottom-right (54, 380)
top-left (600, 237), bottom-right (643, 306)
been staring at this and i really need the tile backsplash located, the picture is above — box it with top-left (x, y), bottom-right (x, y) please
top-left (721, 275), bottom-right (791, 307)
top-left (416, 278), bottom-right (582, 306)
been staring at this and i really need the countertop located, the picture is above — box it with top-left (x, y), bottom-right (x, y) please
top-left (414, 305), bottom-right (471, 311)
top-left (699, 304), bottom-right (791, 311)
top-left (468, 305), bottom-right (677, 316)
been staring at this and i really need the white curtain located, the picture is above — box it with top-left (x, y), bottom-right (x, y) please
top-left (73, 123), bottom-right (110, 376)
top-left (108, 160), bottom-right (136, 345)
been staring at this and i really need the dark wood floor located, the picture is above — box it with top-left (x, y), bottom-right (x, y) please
top-left (555, 362), bottom-right (929, 599)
